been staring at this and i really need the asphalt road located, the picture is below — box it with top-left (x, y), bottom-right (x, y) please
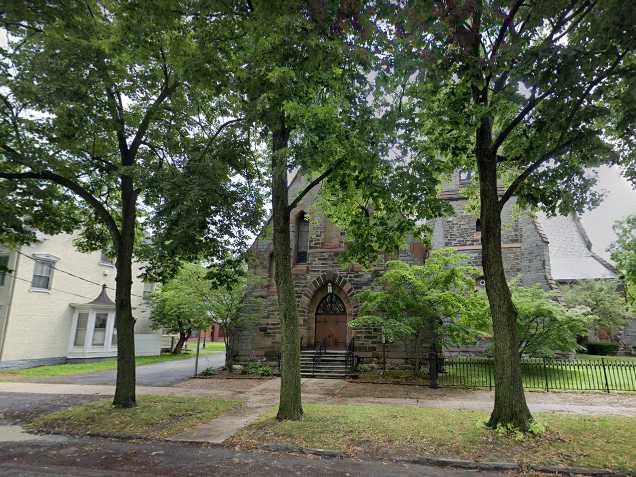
top-left (40, 352), bottom-right (225, 386)
top-left (0, 434), bottom-right (511, 477)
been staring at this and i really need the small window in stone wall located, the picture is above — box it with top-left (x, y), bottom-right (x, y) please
top-left (475, 219), bottom-right (481, 232)
top-left (458, 169), bottom-right (472, 184)
top-left (267, 252), bottom-right (274, 278)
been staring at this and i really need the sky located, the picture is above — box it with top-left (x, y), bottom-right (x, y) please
top-left (580, 166), bottom-right (636, 260)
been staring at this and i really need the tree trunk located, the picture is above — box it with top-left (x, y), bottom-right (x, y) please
top-left (113, 175), bottom-right (138, 408)
top-left (272, 127), bottom-right (303, 421)
top-left (224, 328), bottom-right (233, 371)
top-left (476, 121), bottom-right (532, 430)
top-left (172, 330), bottom-right (190, 354)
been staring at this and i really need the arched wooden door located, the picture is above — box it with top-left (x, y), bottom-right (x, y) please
top-left (315, 293), bottom-right (347, 349)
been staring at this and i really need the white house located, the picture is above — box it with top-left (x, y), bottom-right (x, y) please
top-left (0, 233), bottom-right (160, 369)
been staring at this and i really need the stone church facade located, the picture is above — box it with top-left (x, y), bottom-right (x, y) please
top-left (236, 170), bottom-right (620, 367)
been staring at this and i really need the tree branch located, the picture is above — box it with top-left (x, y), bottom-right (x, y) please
top-left (128, 81), bottom-right (179, 160)
top-left (498, 133), bottom-right (588, 208)
top-left (287, 161), bottom-right (343, 213)
top-left (492, 89), bottom-right (551, 152)
top-left (489, 0), bottom-right (525, 61)
top-left (0, 157), bottom-right (121, 244)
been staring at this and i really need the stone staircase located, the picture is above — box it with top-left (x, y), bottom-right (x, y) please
top-left (300, 349), bottom-right (350, 378)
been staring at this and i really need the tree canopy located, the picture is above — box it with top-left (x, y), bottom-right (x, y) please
top-left (610, 215), bottom-right (636, 306)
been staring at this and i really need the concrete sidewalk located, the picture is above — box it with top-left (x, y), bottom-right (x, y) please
top-left (2, 378), bottom-right (634, 416)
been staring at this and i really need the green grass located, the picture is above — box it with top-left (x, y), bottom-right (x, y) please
top-left (0, 343), bottom-right (225, 378)
top-left (231, 403), bottom-right (636, 472)
top-left (576, 353), bottom-right (636, 362)
top-left (29, 394), bottom-right (239, 439)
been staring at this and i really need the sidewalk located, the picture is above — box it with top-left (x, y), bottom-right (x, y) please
top-left (2, 378), bottom-right (634, 416)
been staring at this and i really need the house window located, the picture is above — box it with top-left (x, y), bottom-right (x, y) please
top-left (111, 320), bottom-right (117, 347)
top-left (31, 259), bottom-right (55, 290)
top-left (92, 313), bottom-right (108, 346)
top-left (296, 212), bottom-right (309, 264)
top-left (476, 219), bottom-right (481, 232)
top-left (74, 313), bottom-right (89, 347)
top-left (0, 255), bottom-right (9, 287)
top-left (458, 169), bottom-right (472, 184)
top-left (143, 282), bottom-right (156, 300)
top-left (100, 251), bottom-right (114, 266)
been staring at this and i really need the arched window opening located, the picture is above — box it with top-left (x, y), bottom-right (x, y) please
top-left (475, 218), bottom-right (481, 232)
top-left (316, 292), bottom-right (346, 315)
top-left (267, 252), bottom-right (274, 278)
top-left (296, 212), bottom-right (309, 264)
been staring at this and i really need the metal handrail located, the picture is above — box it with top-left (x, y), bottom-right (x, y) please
top-left (345, 337), bottom-right (355, 375)
top-left (312, 338), bottom-right (327, 376)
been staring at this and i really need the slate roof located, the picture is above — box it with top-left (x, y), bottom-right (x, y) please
top-left (88, 284), bottom-right (116, 306)
top-left (536, 213), bottom-right (617, 282)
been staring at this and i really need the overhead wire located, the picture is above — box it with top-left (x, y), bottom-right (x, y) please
top-left (15, 250), bottom-right (146, 299)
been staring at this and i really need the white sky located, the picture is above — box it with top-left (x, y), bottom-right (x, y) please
top-left (580, 166), bottom-right (636, 260)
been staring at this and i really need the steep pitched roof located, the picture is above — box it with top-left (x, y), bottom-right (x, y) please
top-left (536, 213), bottom-right (617, 282)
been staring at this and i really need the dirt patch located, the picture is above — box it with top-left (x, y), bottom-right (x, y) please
top-left (0, 392), bottom-right (100, 426)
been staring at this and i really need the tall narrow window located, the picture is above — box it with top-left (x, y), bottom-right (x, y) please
top-left (296, 212), bottom-right (309, 264)
top-left (31, 259), bottom-right (54, 290)
top-left (74, 313), bottom-right (89, 347)
top-left (0, 255), bottom-right (9, 287)
top-left (475, 219), bottom-right (481, 232)
top-left (111, 320), bottom-right (117, 347)
top-left (267, 252), bottom-right (274, 278)
top-left (92, 313), bottom-right (108, 346)
top-left (143, 282), bottom-right (156, 301)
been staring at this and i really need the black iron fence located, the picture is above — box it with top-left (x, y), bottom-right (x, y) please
top-left (438, 356), bottom-right (636, 392)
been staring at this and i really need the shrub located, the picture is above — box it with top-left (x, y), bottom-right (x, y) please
top-left (585, 342), bottom-right (619, 356)
top-left (198, 367), bottom-right (218, 377)
top-left (243, 361), bottom-right (273, 377)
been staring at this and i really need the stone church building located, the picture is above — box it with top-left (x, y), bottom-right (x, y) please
top-left (237, 170), bottom-right (622, 370)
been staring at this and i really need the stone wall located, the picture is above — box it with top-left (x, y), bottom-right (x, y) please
top-left (237, 172), bottom-right (555, 368)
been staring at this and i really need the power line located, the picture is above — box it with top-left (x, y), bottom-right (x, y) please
top-left (12, 275), bottom-right (96, 301)
top-left (16, 250), bottom-right (146, 299)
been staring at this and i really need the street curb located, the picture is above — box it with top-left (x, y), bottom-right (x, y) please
top-left (256, 443), bottom-right (633, 476)
top-left (24, 429), bottom-right (632, 476)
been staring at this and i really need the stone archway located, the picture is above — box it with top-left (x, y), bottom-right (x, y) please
top-left (299, 272), bottom-right (355, 349)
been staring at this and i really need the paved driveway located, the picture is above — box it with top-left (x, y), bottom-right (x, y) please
top-left (40, 352), bottom-right (225, 386)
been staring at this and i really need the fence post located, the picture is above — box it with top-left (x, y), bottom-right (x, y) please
top-left (601, 358), bottom-right (610, 393)
top-left (542, 357), bottom-right (549, 392)
top-left (429, 349), bottom-right (439, 389)
top-left (488, 358), bottom-right (493, 391)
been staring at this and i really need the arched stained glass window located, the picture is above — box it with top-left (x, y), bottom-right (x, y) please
top-left (296, 212), bottom-right (309, 264)
top-left (316, 293), bottom-right (346, 315)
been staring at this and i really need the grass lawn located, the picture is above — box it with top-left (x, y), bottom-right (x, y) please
top-left (0, 343), bottom-right (225, 379)
top-left (230, 403), bottom-right (636, 472)
top-left (28, 394), bottom-right (240, 439)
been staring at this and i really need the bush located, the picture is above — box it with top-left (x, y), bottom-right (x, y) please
top-left (198, 367), bottom-right (218, 377)
top-left (585, 342), bottom-right (619, 356)
top-left (243, 361), bottom-right (273, 377)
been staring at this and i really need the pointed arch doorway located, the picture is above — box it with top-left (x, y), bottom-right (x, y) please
top-left (315, 292), bottom-right (348, 350)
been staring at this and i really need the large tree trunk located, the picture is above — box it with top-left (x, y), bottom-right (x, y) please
top-left (113, 175), bottom-right (138, 408)
top-left (476, 120), bottom-right (532, 430)
top-left (272, 127), bottom-right (303, 421)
